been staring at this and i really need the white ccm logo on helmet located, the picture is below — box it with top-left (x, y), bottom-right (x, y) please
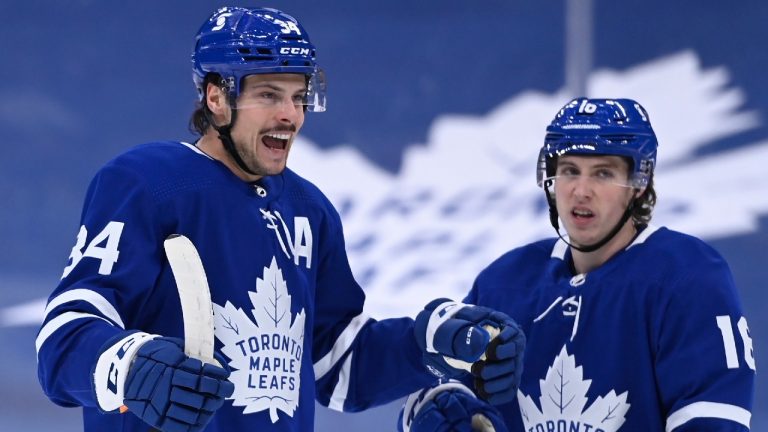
top-left (279, 47), bottom-right (311, 56)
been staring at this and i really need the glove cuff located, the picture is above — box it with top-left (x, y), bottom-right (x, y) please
top-left (92, 331), bottom-right (158, 412)
top-left (401, 380), bottom-right (476, 432)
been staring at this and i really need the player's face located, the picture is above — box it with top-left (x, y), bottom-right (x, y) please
top-left (553, 155), bottom-right (637, 248)
top-left (228, 73), bottom-right (307, 177)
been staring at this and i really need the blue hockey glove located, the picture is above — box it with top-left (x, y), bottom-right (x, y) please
top-left (468, 321), bottom-right (525, 405)
top-left (122, 337), bottom-right (234, 431)
top-left (398, 380), bottom-right (509, 432)
top-left (414, 299), bottom-right (525, 405)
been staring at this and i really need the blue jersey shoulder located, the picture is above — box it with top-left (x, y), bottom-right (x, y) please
top-left (635, 226), bottom-right (727, 267)
top-left (98, 142), bottom-right (340, 221)
top-left (468, 237), bottom-right (561, 305)
top-left (280, 167), bottom-right (341, 223)
top-left (630, 226), bottom-right (736, 299)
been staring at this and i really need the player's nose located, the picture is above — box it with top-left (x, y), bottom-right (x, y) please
top-left (275, 99), bottom-right (302, 124)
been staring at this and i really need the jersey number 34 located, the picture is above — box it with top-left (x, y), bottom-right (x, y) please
top-left (61, 222), bottom-right (125, 279)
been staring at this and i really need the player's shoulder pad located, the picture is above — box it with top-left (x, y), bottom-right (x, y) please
top-left (474, 238), bottom-right (559, 291)
top-left (635, 226), bottom-right (730, 274)
top-left (279, 168), bottom-right (341, 219)
top-left (102, 141), bottom-right (198, 177)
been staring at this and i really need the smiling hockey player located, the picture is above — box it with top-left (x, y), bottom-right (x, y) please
top-left (35, 6), bottom-right (525, 432)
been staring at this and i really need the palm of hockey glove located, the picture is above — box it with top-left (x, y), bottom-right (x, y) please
top-left (398, 380), bottom-right (509, 432)
top-left (123, 337), bottom-right (234, 432)
top-left (414, 298), bottom-right (525, 405)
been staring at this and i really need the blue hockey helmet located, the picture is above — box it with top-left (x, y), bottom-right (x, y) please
top-left (537, 98), bottom-right (657, 189)
top-left (192, 6), bottom-right (326, 112)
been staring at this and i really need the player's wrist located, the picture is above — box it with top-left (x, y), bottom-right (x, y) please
top-left (91, 330), bottom-right (158, 412)
top-left (400, 379), bottom-right (509, 432)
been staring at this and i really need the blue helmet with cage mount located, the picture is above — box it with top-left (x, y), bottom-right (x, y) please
top-left (536, 98), bottom-right (657, 189)
top-left (191, 6), bottom-right (326, 112)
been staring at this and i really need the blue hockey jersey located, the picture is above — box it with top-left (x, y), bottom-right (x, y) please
top-left (36, 142), bottom-right (434, 431)
top-left (466, 226), bottom-right (755, 431)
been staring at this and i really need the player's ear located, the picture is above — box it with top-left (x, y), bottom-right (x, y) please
top-left (205, 83), bottom-right (229, 116)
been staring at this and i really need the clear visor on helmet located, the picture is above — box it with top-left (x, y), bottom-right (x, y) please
top-left (536, 151), bottom-right (649, 190)
top-left (232, 67), bottom-right (327, 112)
top-left (539, 173), bottom-right (637, 190)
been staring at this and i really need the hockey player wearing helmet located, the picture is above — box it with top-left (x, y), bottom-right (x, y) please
top-left (35, 7), bottom-right (525, 432)
top-left (400, 98), bottom-right (754, 432)
top-left (189, 7), bottom-right (327, 180)
top-left (536, 98), bottom-right (658, 269)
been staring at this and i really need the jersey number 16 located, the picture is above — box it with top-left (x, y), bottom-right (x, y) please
top-left (716, 315), bottom-right (756, 371)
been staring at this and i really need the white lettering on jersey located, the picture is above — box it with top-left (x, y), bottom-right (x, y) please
top-left (517, 345), bottom-right (630, 432)
top-left (716, 315), bottom-right (756, 371)
top-left (291, 217), bottom-right (312, 268)
top-left (62, 221), bottom-right (124, 279)
top-left (260, 209), bottom-right (313, 269)
top-left (212, 258), bottom-right (306, 423)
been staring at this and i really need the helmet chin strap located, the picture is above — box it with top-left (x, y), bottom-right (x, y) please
top-left (204, 95), bottom-right (260, 177)
top-left (544, 181), bottom-right (636, 253)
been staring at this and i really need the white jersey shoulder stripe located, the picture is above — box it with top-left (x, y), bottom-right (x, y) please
top-left (36, 311), bottom-right (113, 355)
top-left (42, 288), bottom-right (125, 329)
top-left (314, 313), bottom-right (371, 380)
top-left (666, 401), bottom-right (751, 431)
top-left (180, 142), bottom-right (213, 159)
top-left (627, 224), bottom-right (660, 249)
top-left (550, 238), bottom-right (569, 260)
top-left (327, 351), bottom-right (354, 412)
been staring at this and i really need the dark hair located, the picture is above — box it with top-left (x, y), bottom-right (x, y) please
top-left (632, 174), bottom-right (656, 225)
top-left (188, 74), bottom-right (223, 136)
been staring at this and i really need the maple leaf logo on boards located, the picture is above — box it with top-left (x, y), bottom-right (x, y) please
top-left (517, 345), bottom-right (630, 432)
top-left (212, 258), bottom-right (306, 423)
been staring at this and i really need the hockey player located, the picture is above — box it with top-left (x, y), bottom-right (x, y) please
top-left (35, 7), bottom-right (525, 432)
top-left (400, 98), bottom-right (755, 431)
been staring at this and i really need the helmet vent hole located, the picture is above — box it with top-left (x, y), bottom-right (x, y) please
top-left (241, 48), bottom-right (276, 62)
top-left (237, 48), bottom-right (273, 55)
top-left (603, 134), bottom-right (636, 144)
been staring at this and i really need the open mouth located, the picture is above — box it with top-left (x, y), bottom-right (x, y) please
top-left (262, 132), bottom-right (290, 150)
top-left (572, 208), bottom-right (594, 220)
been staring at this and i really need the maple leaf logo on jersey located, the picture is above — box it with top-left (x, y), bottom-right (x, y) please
top-left (212, 257), bottom-right (306, 423)
top-left (517, 345), bottom-right (630, 431)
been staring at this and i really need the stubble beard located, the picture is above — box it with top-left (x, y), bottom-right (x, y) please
top-left (236, 137), bottom-right (287, 177)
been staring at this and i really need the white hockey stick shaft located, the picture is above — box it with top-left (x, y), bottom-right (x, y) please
top-left (163, 234), bottom-right (217, 366)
